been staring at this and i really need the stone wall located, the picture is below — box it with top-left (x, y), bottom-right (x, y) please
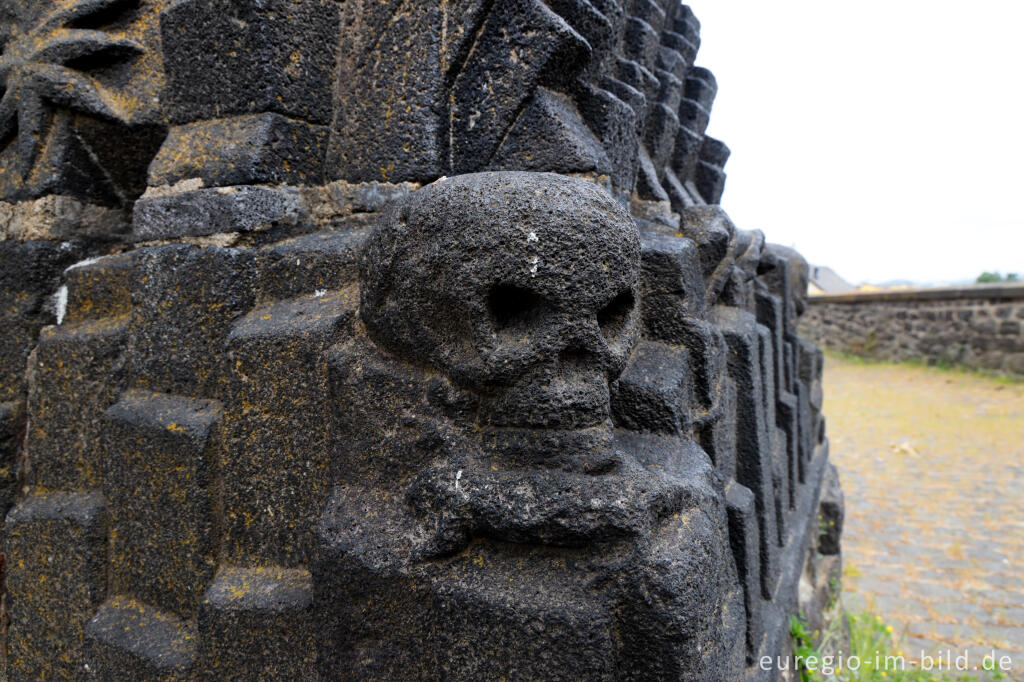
top-left (800, 285), bottom-right (1024, 376)
top-left (0, 1), bottom-right (840, 678)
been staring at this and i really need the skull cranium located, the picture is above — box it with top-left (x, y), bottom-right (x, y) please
top-left (360, 172), bottom-right (641, 461)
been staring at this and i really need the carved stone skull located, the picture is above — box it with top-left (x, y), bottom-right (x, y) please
top-left (360, 172), bottom-right (641, 464)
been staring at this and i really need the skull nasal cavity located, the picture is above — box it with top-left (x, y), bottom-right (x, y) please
top-left (597, 290), bottom-right (635, 337)
top-left (488, 283), bottom-right (544, 330)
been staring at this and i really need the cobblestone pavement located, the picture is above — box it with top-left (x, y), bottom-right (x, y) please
top-left (825, 354), bottom-right (1024, 677)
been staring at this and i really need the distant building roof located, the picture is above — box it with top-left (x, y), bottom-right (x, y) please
top-left (808, 265), bottom-right (855, 295)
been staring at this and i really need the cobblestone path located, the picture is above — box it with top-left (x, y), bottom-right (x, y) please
top-left (825, 354), bottom-right (1024, 675)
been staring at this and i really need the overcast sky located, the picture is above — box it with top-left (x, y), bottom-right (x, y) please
top-left (684, 0), bottom-right (1024, 285)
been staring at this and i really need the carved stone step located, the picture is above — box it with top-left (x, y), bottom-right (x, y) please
top-left (5, 492), bottom-right (107, 679)
top-left (222, 288), bottom-right (358, 565)
top-left (0, 240), bottom-right (88, 404)
top-left (84, 597), bottom-right (197, 678)
top-left (713, 305), bottom-right (779, 600)
top-left (63, 251), bottom-right (136, 324)
top-left (0, 400), bottom-right (23, 512)
top-left (611, 340), bottom-right (691, 435)
top-left (256, 228), bottom-right (369, 302)
top-left (128, 245), bottom-right (257, 398)
top-left (198, 566), bottom-right (316, 678)
top-left (26, 315), bottom-right (129, 490)
top-left (102, 390), bottom-right (222, 620)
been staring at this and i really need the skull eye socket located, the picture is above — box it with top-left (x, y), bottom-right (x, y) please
top-left (488, 283), bottom-right (545, 331)
top-left (597, 289), bottom-right (635, 338)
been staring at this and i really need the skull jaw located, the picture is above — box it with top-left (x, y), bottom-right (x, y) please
top-left (478, 422), bottom-right (618, 472)
top-left (476, 367), bottom-right (612, 428)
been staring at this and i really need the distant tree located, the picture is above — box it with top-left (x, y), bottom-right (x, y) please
top-left (976, 271), bottom-right (1021, 283)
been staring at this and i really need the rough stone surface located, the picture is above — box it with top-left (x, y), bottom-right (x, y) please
top-left (132, 186), bottom-right (308, 242)
top-left (801, 285), bottom-right (1024, 377)
top-left (0, 2), bottom-right (837, 679)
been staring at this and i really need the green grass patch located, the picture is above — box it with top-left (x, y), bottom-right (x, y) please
top-left (789, 609), bottom-right (1010, 681)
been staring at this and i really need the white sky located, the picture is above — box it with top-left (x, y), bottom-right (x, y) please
top-left (685, 0), bottom-right (1024, 284)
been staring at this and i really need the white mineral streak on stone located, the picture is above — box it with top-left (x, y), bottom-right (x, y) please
top-left (529, 256), bottom-right (540, 276)
top-left (65, 255), bottom-right (104, 273)
top-left (527, 231), bottom-right (538, 242)
top-left (54, 285), bottom-right (68, 325)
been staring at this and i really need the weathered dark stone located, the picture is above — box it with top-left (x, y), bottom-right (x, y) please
top-left (132, 186), bottom-right (307, 241)
top-left (101, 390), bottom-right (223, 618)
top-left (198, 566), bottom-right (316, 677)
top-left (160, 0), bottom-right (340, 126)
top-left (148, 114), bottom-right (329, 189)
top-left (0, 3), bottom-right (838, 677)
top-left (6, 493), bottom-right (108, 678)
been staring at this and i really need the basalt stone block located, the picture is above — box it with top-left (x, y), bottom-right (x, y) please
top-left (662, 165), bottom-right (698, 212)
top-left (635, 143), bottom-right (670, 201)
top-left (132, 186), bottom-right (307, 241)
top-left (223, 289), bottom-right (357, 565)
top-left (128, 245), bottom-right (257, 399)
top-left (701, 375), bottom-right (737, 480)
top-left (575, 80), bottom-right (642, 189)
top-left (26, 315), bottom-right (129, 490)
top-left (714, 305), bottom-right (780, 601)
top-left (616, 57), bottom-right (660, 117)
top-left (160, 0), bottom-right (340, 125)
top-left (645, 101), bottom-right (681, 172)
top-left (622, 17), bottom-right (661, 71)
top-left (657, 45), bottom-right (691, 82)
top-left (600, 74), bottom-right (648, 138)
top-left (679, 205), bottom-right (737, 305)
top-left (794, 380), bottom-right (812, 483)
top-left (488, 87), bottom-right (612, 176)
top-left (654, 67), bottom-right (685, 115)
top-left (777, 391), bottom-right (799, 510)
top-left (726, 481), bottom-right (763, 665)
top-left (255, 229), bottom-right (370, 302)
top-left (684, 66), bottom-right (719, 113)
top-left (756, 290), bottom-right (786, 403)
top-left (639, 228), bottom-right (707, 327)
top-left (84, 597), bottom-right (197, 678)
top-left (102, 390), bottom-right (223, 619)
top-left (327, 0), bottom-right (446, 183)
top-left (671, 122), bottom-right (705, 182)
top-left (611, 340), bottom-right (691, 435)
top-left (6, 492), bottom-right (107, 679)
top-left (0, 114), bottom-right (162, 207)
top-left (547, 0), bottom-right (621, 75)
top-left (148, 114), bottom-right (329, 189)
top-left (772, 426), bottom-right (789, 544)
top-left (0, 400), bottom-right (23, 512)
top-left (697, 137), bottom-right (731, 204)
top-left (818, 463), bottom-right (844, 555)
top-left (661, 30), bottom-right (698, 65)
top-left (198, 566), bottom-right (316, 678)
top-left (0, 239), bottom-right (88, 400)
top-left (630, 0), bottom-right (667, 35)
top-left (63, 251), bottom-right (137, 325)
top-left (449, 1), bottom-right (590, 174)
